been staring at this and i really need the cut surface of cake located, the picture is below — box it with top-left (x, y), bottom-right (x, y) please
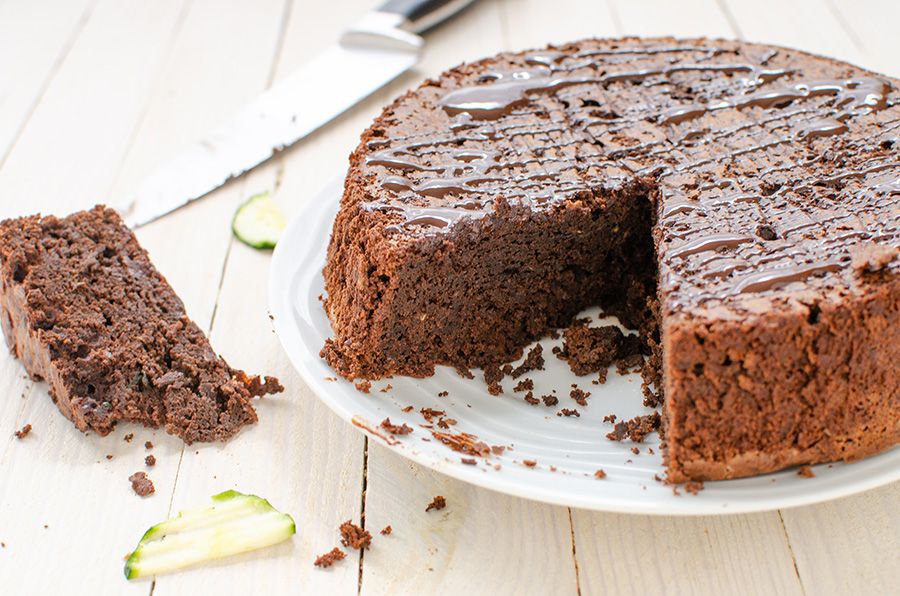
top-left (321, 37), bottom-right (899, 481)
top-left (0, 206), bottom-right (283, 443)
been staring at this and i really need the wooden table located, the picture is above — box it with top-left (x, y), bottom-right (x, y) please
top-left (0, 1), bottom-right (897, 594)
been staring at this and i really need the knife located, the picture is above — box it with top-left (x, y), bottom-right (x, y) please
top-left (119, 0), bottom-right (477, 228)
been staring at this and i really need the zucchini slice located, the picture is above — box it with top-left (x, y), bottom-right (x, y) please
top-left (124, 490), bottom-right (296, 580)
top-left (232, 192), bottom-right (286, 249)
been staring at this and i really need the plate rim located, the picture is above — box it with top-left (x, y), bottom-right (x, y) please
top-left (269, 179), bottom-right (900, 515)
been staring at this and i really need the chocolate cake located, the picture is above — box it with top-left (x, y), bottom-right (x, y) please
top-left (322, 37), bottom-right (899, 481)
top-left (0, 206), bottom-right (283, 443)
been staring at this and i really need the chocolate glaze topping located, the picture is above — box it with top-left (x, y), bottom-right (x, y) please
top-left (355, 37), bottom-right (899, 314)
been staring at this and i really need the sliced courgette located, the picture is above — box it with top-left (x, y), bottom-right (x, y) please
top-left (232, 192), bottom-right (286, 249)
top-left (124, 490), bottom-right (296, 580)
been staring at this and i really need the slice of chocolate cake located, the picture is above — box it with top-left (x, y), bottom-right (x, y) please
top-left (322, 37), bottom-right (899, 482)
top-left (0, 206), bottom-right (282, 443)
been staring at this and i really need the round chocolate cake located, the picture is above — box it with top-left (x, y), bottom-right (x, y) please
top-left (321, 37), bottom-right (899, 482)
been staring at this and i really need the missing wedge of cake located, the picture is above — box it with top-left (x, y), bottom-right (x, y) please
top-left (321, 37), bottom-right (899, 482)
top-left (0, 206), bottom-right (282, 443)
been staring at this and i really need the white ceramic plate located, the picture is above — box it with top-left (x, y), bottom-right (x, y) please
top-left (270, 180), bottom-right (900, 515)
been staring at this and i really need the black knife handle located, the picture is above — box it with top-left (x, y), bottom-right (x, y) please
top-left (379, 0), bottom-right (477, 34)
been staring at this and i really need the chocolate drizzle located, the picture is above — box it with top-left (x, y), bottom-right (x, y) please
top-left (669, 234), bottom-right (752, 258)
top-left (734, 261), bottom-right (843, 294)
top-left (356, 37), bottom-right (899, 306)
top-left (439, 63), bottom-right (793, 122)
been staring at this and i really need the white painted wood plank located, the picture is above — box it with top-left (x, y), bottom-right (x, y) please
top-left (152, 1), bottom-right (377, 593)
top-left (0, 0), bottom-right (95, 163)
top-left (825, 0), bottom-right (900, 76)
top-left (497, 0), bottom-right (617, 50)
top-left (609, 0), bottom-right (734, 39)
top-left (0, 0), bottom-right (189, 220)
top-left (0, 1), bottom-right (190, 594)
top-left (151, 163), bottom-right (367, 596)
top-left (780, 482), bottom-right (900, 595)
top-left (362, 444), bottom-right (579, 596)
top-left (721, 0), bottom-right (865, 66)
top-left (571, 509), bottom-right (804, 596)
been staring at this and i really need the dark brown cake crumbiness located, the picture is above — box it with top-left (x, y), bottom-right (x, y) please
top-left (557, 325), bottom-right (645, 376)
top-left (426, 495), bottom-right (446, 512)
top-left (339, 520), bottom-right (371, 550)
top-left (0, 207), bottom-right (283, 444)
top-left (606, 413), bottom-right (662, 443)
top-left (322, 36), bottom-right (900, 482)
top-left (128, 472), bottom-right (154, 497)
top-left (380, 418), bottom-right (413, 435)
top-left (13, 424), bottom-right (31, 439)
top-left (314, 547), bottom-right (346, 568)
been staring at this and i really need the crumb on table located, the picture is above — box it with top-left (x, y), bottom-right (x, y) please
top-left (128, 471), bottom-right (154, 497)
top-left (425, 495), bottom-right (446, 512)
top-left (314, 547), bottom-right (346, 568)
top-left (339, 520), bottom-right (372, 550)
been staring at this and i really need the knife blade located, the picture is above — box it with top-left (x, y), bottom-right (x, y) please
top-left (119, 0), bottom-right (477, 228)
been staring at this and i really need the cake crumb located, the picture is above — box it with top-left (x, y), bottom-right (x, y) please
top-left (106, 454), bottom-right (114, 460)
top-left (523, 392), bottom-right (540, 405)
top-left (354, 380), bottom-right (372, 393)
top-left (401, 405), bottom-right (414, 413)
top-left (380, 418), bottom-right (413, 435)
top-left (380, 525), bottom-right (392, 536)
top-left (684, 481), bottom-right (705, 494)
top-left (432, 431), bottom-right (491, 457)
top-left (13, 424), bottom-right (31, 439)
top-left (437, 390), bottom-right (449, 398)
top-left (615, 353), bottom-right (645, 375)
top-left (557, 325), bottom-right (644, 375)
top-left (797, 465), bottom-right (815, 478)
top-left (123, 433), bottom-right (134, 443)
top-left (510, 345), bottom-right (545, 378)
top-left (570, 387), bottom-right (590, 406)
top-left (483, 363), bottom-right (504, 395)
top-left (606, 412), bottom-right (661, 443)
top-left (454, 366), bottom-right (475, 379)
top-left (541, 394), bottom-right (558, 407)
top-left (594, 469), bottom-right (607, 479)
top-left (557, 408), bottom-right (580, 417)
top-left (128, 472), bottom-right (155, 497)
top-left (144, 441), bottom-right (153, 449)
top-left (461, 457), bottom-right (477, 465)
top-left (380, 384), bottom-right (393, 393)
top-left (522, 459), bottom-right (537, 467)
top-left (145, 455), bottom-right (156, 467)
top-left (339, 520), bottom-right (372, 550)
top-left (490, 445), bottom-right (506, 455)
top-left (513, 378), bottom-right (534, 392)
top-left (324, 376), bottom-right (337, 382)
top-left (420, 408), bottom-right (446, 423)
top-left (314, 547), bottom-right (346, 568)
top-left (603, 414), bottom-right (617, 423)
top-left (631, 447), bottom-right (640, 455)
top-left (426, 495), bottom-right (446, 512)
